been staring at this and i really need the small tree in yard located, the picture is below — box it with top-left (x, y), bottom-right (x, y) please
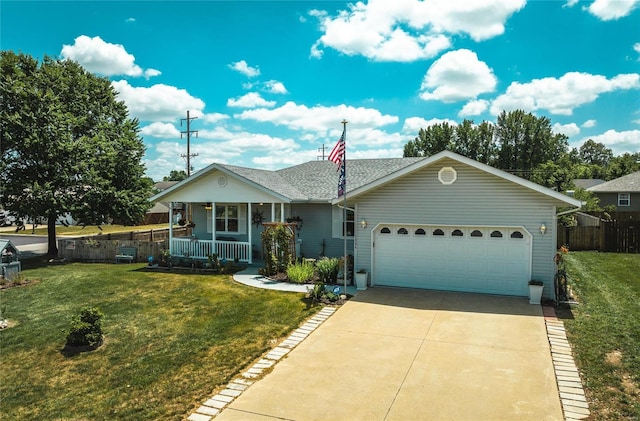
top-left (65, 307), bottom-right (104, 349)
top-left (261, 223), bottom-right (294, 276)
top-left (0, 52), bottom-right (152, 256)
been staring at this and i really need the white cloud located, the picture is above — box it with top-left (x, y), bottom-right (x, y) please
top-left (126, 17), bottom-right (136, 23)
top-left (587, 0), bottom-right (640, 21)
top-left (144, 68), bottom-right (162, 79)
top-left (553, 122), bottom-right (581, 137)
top-left (310, 0), bottom-right (525, 62)
top-left (490, 72), bottom-right (640, 115)
top-left (201, 113), bottom-right (230, 124)
top-left (111, 80), bottom-right (205, 122)
top-left (61, 35), bottom-right (158, 78)
top-left (419, 49), bottom-right (497, 103)
top-left (264, 80), bottom-right (289, 94)
top-left (228, 60), bottom-right (260, 77)
top-left (575, 129), bottom-right (640, 155)
top-left (582, 119), bottom-right (597, 128)
top-left (403, 117), bottom-right (458, 134)
top-left (564, 0), bottom-right (579, 7)
top-left (459, 99), bottom-right (490, 117)
top-left (227, 92), bottom-right (276, 108)
top-left (140, 122), bottom-right (180, 138)
top-left (235, 101), bottom-right (398, 131)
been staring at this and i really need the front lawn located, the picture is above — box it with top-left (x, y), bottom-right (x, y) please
top-left (562, 252), bottom-right (640, 420)
top-left (0, 263), bottom-right (318, 420)
top-left (11, 223), bottom-right (171, 236)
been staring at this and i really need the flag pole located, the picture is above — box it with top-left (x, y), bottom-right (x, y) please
top-left (341, 119), bottom-right (348, 297)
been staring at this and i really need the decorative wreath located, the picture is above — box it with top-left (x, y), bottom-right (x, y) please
top-left (252, 209), bottom-right (264, 227)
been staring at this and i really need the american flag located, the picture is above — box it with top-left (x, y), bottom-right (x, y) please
top-left (329, 126), bottom-right (346, 197)
top-left (328, 128), bottom-right (345, 167)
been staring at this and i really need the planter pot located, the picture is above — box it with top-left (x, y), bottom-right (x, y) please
top-left (529, 284), bottom-right (544, 304)
top-left (355, 272), bottom-right (368, 290)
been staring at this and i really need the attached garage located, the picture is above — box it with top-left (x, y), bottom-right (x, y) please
top-left (373, 224), bottom-right (532, 296)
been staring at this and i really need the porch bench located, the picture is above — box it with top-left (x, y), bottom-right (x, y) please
top-left (115, 246), bottom-right (137, 263)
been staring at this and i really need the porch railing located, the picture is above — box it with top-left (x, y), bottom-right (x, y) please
top-left (171, 238), bottom-right (251, 262)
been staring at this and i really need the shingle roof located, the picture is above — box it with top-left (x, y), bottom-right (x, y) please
top-left (587, 171), bottom-right (640, 193)
top-left (573, 179), bottom-right (605, 190)
top-left (276, 158), bottom-right (425, 201)
top-left (218, 164), bottom-right (307, 200)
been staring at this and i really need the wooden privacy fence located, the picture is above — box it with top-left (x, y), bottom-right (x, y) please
top-left (58, 238), bottom-right (168, 263)
top-left (558, 216), bottom-right (640, 253)
top-left (69, 226), bottom-right (190, 242)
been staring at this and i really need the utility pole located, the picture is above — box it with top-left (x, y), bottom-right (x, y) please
top-left (317, 144), bottom-right (327, 160)
top-left (180, 110), bottom-right (199, 176)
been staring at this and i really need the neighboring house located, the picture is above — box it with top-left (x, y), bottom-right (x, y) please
top-left (587, 171), bottom-right (640, 211)
top-left (143, 181), bottom-right (181, 224)
top-left (572, 179), bottom-right (605, 190)
top-left (151, 151), bottom-right (581, 300)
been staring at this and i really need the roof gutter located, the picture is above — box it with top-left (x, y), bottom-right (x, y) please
top-left (337, 203), bottom-right (355, 212)
top-left (557, 204), bottom-right (583, 217)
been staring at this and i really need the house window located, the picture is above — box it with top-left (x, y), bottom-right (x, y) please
top-left (415, 228), bottom-right (426, 235)
top-left (490, 230), bottom-right (503, 238)
top-left (452, 229), bottom-right (464, 237)
top-left (397, 228), bottom-right (408, 235)
top-left (618, 193), bottom-right (630, 207)
top-left (332, 207), bottom-right (354, 238)
top-left (433, 229), bottom-right (445, 236)
top-left (380, 227), bottom-right (391, 234)
top-left (510, 231), bottom-right (524, 239)
top-left (471, 230), bottom-right (483, 237)
top-left (216, 205), bottom-right (239, 233)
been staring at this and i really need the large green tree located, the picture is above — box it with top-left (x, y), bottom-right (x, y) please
top-left (0, 51), bottom-right (151, 255)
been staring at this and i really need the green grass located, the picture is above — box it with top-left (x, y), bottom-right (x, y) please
top-left (561, 252), bottom-right (640, 420)
top-left (9, 223), bottom-right (171, 237)
top-left (0, 262), bottom-right (318, 420)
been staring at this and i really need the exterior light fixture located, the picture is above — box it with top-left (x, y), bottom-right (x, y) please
top-left (540, 224), bottom-right (546, 235)
top-left (204, 203), bottom-right (212, 210)
top-left (360, 219), bottom-right (367, 229)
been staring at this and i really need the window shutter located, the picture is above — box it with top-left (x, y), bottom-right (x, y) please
top-left (332, 206), bottom-right (341, 238)
top-left (238, 204), bottom-right (247, 234)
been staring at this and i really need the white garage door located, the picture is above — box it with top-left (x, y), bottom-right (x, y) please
top-left (373, 224), bottom-right (531, 296)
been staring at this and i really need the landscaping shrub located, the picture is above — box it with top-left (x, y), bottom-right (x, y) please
top-left (65, 306), bottom-right (104, 348)
top-left (315, 257), bottom-right (340, 283)
top-left (286, 261), bottom-right (314, 284)
top-left (261, 224), bottom-right (294, 275)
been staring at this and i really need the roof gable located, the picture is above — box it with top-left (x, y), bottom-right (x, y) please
top-left (332, 150), bottom-right (582, 208)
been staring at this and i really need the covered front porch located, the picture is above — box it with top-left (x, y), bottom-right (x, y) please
top-left (168, 201), bottom-right (295, 264)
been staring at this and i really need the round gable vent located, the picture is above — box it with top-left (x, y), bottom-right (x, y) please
top-left (218, 175), bottom-right (228, 187)
top-left (438, 166), bottom-right (457, 185)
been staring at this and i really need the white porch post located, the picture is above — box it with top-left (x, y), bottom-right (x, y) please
top-left (211, 201), bottom-right (216, 255)
top-left (169, 202), bottom-right (174, 255)
top-left (271, 203), bottom-right (275, 222)
top-left (280, 203), bottom-right (285, 222)
top-left (247, 202), bottom-right (252, 264)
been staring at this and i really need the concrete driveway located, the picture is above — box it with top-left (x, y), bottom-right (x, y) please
top-left (216, 287), bottom-right (563, 421)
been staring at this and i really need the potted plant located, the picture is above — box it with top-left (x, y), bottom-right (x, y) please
top-left (528, 280), bottom-right (544, 304)
top-left (355, 269), bottom-right (368, 291)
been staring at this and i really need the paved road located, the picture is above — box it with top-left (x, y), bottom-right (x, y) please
top-left (0, 228), bottom-right (49, 256)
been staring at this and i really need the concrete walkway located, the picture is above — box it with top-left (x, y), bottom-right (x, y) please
top-left (232, 265), bottom-right (359, 296)
top-left (188, 286), bottom-right (590, 421)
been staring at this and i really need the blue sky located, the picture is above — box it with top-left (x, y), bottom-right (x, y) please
top-left (2, 0), bottom-right (639, 181)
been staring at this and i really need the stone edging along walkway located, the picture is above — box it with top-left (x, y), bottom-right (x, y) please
top-left (187, 306), bottom-right (337, 421)
top-left (543, 305), bottom-right (591, 421)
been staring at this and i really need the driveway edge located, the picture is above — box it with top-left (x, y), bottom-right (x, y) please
top-left (543, 305), bottom-right (591, 421)
top-left (187, 306), bottom-right (337, 421)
